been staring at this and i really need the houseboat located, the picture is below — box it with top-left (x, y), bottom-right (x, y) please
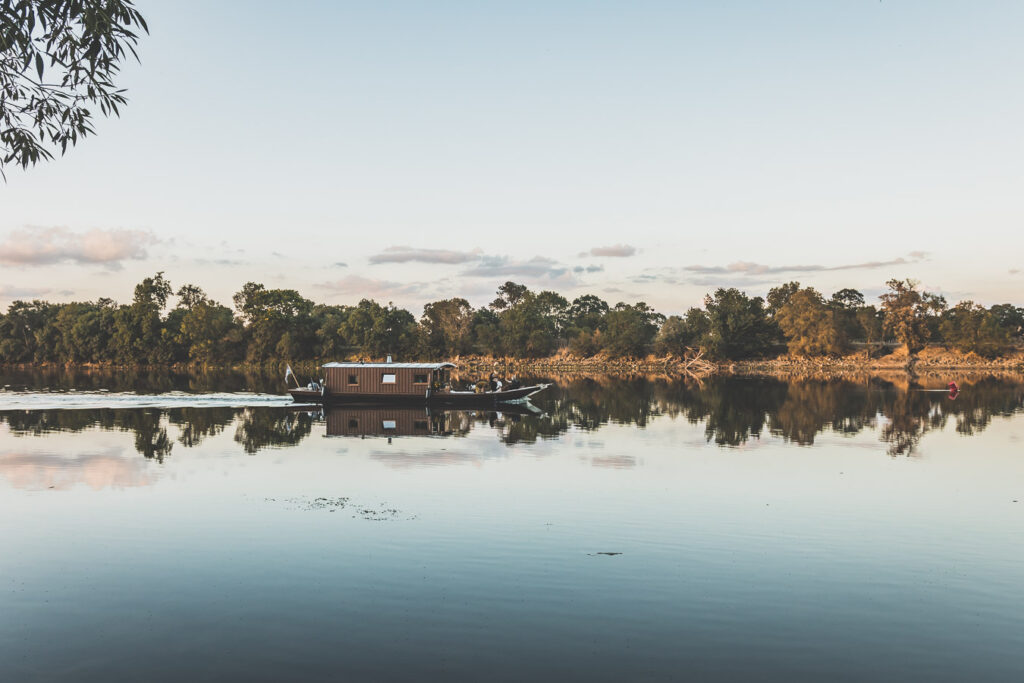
top-left (287, 359), bottom-right (549, 406)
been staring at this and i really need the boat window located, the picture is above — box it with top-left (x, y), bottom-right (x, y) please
top-left (413, 420), bottom-right (428, 431)
top-left (348, 418), bottom-right (359, 429)
top-left (382, 420), bottom-right (397, 429)
top-left (381, 374), bottom-right (396, 384)
top-left (348, 374), bottom-right (358, 385)
top-left (413, 374), bottom-right (428, 384)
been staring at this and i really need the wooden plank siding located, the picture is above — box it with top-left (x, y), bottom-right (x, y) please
top-left (324, 366), bottom-right (433, 398)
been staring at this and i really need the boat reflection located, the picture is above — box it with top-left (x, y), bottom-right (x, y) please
top-left (320, 402), bottom-right (543, 438)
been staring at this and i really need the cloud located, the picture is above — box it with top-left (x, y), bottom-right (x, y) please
top-left (0, 285), bottom-right (53, 299)
top-left (581, 244), bottom-right (637, 258)
top-left (0, 227), bottom-right (156, 270)
top-left (460, 255), bottom-right (575, 282)
top-left (369, 246), bottom-right (482, 265)
top-left (332, 262), bottom-right (349, 268)
top-left (573, 264), bottom-right (605, 274)
top-left (1010, 268), bottom-right (1020, 275)
top-left (314, 275), bottom-right (421, 299)
top-left (195, 258), bottom-right (247, 266)
top-left (683, 253), bottom-right (926, 276)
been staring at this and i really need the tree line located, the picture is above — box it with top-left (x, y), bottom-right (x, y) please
top-left (0, 274), bottom-right (1021, 365)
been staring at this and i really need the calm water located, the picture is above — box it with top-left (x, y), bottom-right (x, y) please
top-left (2, 371), bottom-right (1023, 682)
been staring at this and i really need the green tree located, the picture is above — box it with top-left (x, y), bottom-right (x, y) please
top-left (879, 278), bottom-right (945, 355)
top-left (989, 303), bottom-right (1024, 341)
top-left (177, 301), bottom-right (241, 364)
top-left (489, 281), bottom-right (529, 310)
top-left (565, 294), bottom-right (609, 356)
top-left (232, 282), bottom-right (315, 361)
top-left (856, 305), bottom-right (884, 346)
top-left (654, 308), bottom-right (711, 356)
top-left (702, 288), bottom-right (774, 359)
top-left (339, 299), bottom-right (418, 358)
top-left (940, 301), bottom-right (1009, 358)
top-left (0, 300), bottom-right (57, 362)
top-left (766, 281), bottom-right (801, 318)
top-left (1, 0), bottom-right (148, 174)
top-left (602, 302), bottom-right (664, 357)
top-left (312, 304), bottom-right (353, 358)
top-left (493, 287), bottom-right (561, 358)
top-left (776, 287), bottom-right (844, 356)
top-left (111, 272), bottom-right (173, 363)
top-left (421, 298), bottom-right (474, 357)
top-left (469, 308), bottom-right (501, 355)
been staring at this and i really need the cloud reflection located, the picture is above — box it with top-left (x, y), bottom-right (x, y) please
top-left (0, 447), bottom-right (157, 491)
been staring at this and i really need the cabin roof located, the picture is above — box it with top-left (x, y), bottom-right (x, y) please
top-left (321, 362), bottom-right (456, 370)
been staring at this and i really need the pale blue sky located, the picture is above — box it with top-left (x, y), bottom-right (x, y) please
top-left (2, 0), bottom-right (1022, 313)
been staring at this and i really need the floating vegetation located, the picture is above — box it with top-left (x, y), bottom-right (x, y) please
top-left (264, 496), bottom-right (414, 520)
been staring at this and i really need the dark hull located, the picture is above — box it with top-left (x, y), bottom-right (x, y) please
top-left (288, 388), bottom-right (324, 403)
top-left (289, 384), bottom-right (549, 406)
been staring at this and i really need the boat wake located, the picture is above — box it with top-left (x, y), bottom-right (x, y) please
top-left (0, 391), bottom-right (293, 411)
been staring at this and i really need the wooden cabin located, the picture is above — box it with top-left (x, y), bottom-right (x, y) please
top-left (321, 361), bottom-right (456, 400)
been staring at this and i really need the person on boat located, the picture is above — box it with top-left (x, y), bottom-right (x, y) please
top-left (495, 378), bottom-right (503, 392)
top-left (489, 373), bottom-right (498, 392)
top-left (948, 381), bottom-right (960, 400)
top-left (507, 375), bottom-right (521, 390)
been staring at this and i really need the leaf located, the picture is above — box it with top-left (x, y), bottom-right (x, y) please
top-left (35, 52), bottom-right (43, 79)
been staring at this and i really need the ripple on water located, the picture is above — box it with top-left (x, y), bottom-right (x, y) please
top-left (0, 390), bottom-right (294, 411)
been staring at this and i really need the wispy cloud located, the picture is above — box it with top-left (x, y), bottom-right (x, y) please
top-left (581, 244), bottom-right (637, 258)
top-left (369, 246), bottom-right (482, 265)
top-left (0, 285), bottom-right (54, 299)
top-left (314, 275), bottom-right (421, 299)
top-left (460, 255), bottom-right (575, 282)
top-left (573, 264), bottom-right (605, 274)
top-left (683, 254), bottom-right (926, 276)
top-left (0, 227), bottom-right (156, 270)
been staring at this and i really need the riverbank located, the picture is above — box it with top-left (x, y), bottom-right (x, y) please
top-left (3, 346), bottom-right (1023, 378)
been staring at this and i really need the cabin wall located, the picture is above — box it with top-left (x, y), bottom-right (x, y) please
top-left (324, 366), bottom-right (432, 397)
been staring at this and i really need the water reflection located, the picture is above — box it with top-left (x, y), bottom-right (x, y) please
top-left (0, 447), bottom-right (156, 490)
top-left (1, 375), bottom-right (1022, 461)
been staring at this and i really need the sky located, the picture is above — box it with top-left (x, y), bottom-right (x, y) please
top-left (2, 0), bottom-right (1022, 314)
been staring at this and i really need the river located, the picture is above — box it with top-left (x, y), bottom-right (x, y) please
top-left (2, 370), bottom-right (1022, 681)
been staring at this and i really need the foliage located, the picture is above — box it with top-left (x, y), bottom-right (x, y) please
top-left (766, 281), bottom-right (800, 318)
top-left (338, 299), bottom-right (418, 359)
top-left (989, 304), bottom-right (1024, 341)
top-left (0, 275), bottom-right (1020, 366)
top-left (775, 287), bottom-right (844, 356)
top-left (601, 302), bottom-right (664, 357)
top-left (654, 308), bottom-right (710, 356)
top-left (1, 0), bottom-right (147, 175)
top-left (493, 288), bottom-right (562, 358)
top-left (939, 302), bottom-right (1009, 358)
top-left (701, 288), bottom-right (775, 359)
top-left (879, 279), bottom-right (946, 355)
top-left (421, 298), bottom-right (473, 357)
top-left (232, 282), bottom-right (315, 361)
top-left (856, 305), bottom-right (884, 345)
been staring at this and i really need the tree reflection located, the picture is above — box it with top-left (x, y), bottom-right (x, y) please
top-left (233, 408), bottom-right (312, 454)
top-left (1, 374), bottom-right (1022, 458)
top-left (167, 407), bottom-right (235, 447)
